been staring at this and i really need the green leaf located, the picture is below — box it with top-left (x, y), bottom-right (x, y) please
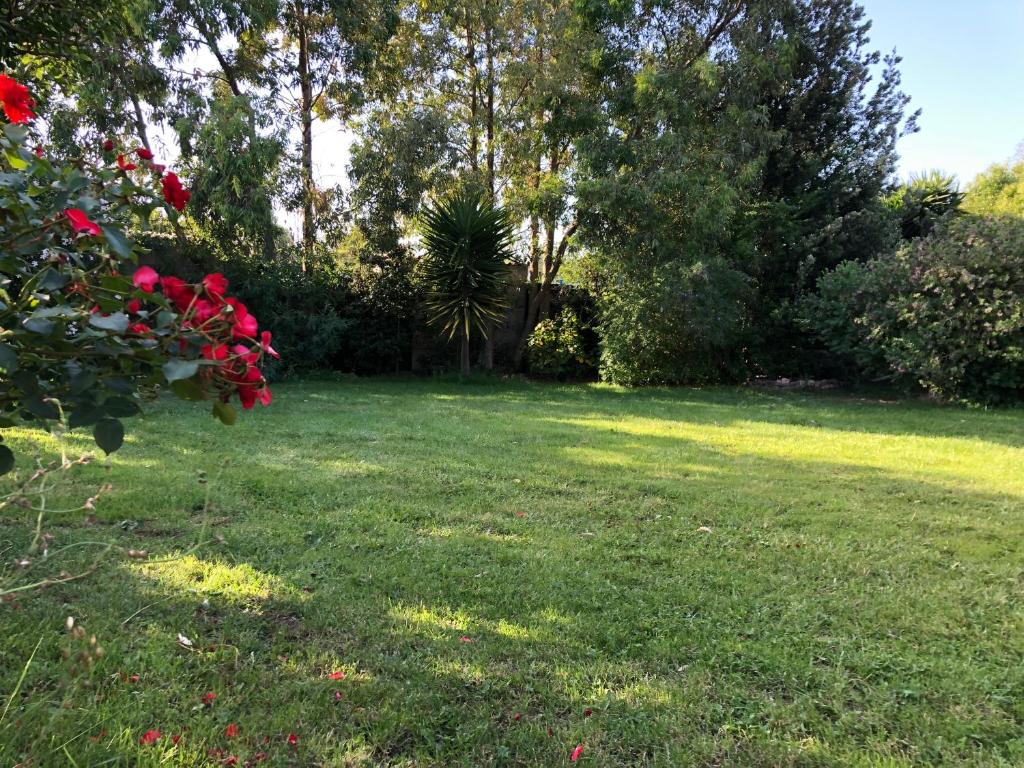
top-left (68, 407), bottom-right (103, 429)
top-left (212, 400), bottom-right (237, 425)
top-left (69, 369), bottom-right (97, 394)
top-left (0, 344), bottom-right (18, 373)
top-left (38, 268), bottom-right (68, 291)
top-left (0, 445), bottom-right (13, 475)
top-left (24, 398), bottom-right (59, 420)
top-left (162, 358), bottom-right (200, 383)
top-left (5, 150), bottom-right (28, 170)
top-left (100, 225), bottom-right (133, 259)
top-left (103, 396), bottom-right (141, 418)
top-left (171, 378), bottom-right (207, 401)
top-left (93, 417), bottom-right (124, 455)
top-left (23, 316), bottom-right (55, 335)
top-left (88, 312), bottom-right (129, 334)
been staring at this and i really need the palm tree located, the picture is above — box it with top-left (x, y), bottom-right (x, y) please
top-left (419, 190), bottom-right (514, 376)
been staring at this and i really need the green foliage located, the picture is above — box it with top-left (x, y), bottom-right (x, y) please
top-left (598, 260), bottom-right (750, 387)
top-left (180, 91), bottom-right (284, 259)
top-left (884, 170), bottom-right (964, 240)
top-left (802, 215), bottom-right (1024, 403)
top-left (0, 120), bottom-right (183, 465)
top-left (418, 190), bottom-right (512, 373)
top-left (964, 160), bottom-right (1024, 217)
top-left (526, 306), bottom-right (596, 380)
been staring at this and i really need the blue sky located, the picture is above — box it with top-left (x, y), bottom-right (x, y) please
top-left (859, 0), bottom-right (1024, 184)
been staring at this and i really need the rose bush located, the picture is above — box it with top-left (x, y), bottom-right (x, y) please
top-left (0, 75), bottom-right (276, 473)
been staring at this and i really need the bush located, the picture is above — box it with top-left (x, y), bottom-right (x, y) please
top-left (527, 306), bottom-right (597, 380)
top-left (598, 259), bottom-right (750, 386)
top-left (145, 236), bottom-right (422, 378)
top-left (801, 215), bottom-right (1024, 403)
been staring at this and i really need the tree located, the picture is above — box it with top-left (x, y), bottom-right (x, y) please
top-left (419, 190), bottom-right (513, 375)
top-left (728, 0), bottom-right (916, 372)
top-left (884, 170), bottom-right (963, 240)
top-left (964, 160), bottom-right (1024, 217)
top-left (278, 0), bottom-right (399, 267)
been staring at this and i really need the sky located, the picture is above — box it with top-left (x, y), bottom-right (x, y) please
top-left (859, 0), bottom-right (1024, 184)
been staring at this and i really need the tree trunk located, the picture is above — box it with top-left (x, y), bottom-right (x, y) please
top-left (466, 14), bottom-right (478, 173)
top-left (485, 24), bottom-right (495, 199)
top-left (460, 328), bottom-right (471, 377)
top-left (296, 1), bottom-right (314, 270)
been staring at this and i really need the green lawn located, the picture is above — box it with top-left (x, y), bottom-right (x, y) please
top-left (1, 379), bottom-right (1022, 767)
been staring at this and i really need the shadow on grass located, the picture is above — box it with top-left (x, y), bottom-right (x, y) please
top-left (1, 379), bottom-right (1022, 766)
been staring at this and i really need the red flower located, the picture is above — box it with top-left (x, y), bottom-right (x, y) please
top-left (152, 163), bottom-right (166, 174)
top-left (160, 276), bottom-right (195, 312)
top-left (232, 312), bottom-right (258, 340)
top-left (65, 208), bottom-right (101, 236)
top-left (193, 298), bottom-right (221, 323)
top-left (132, 266), bottom-right (160, 293)
top-left (202, 692), bottom-right (216, 705)
top-left (238, 388), bottom-right (256, 409)
top-left (287, 733), bottom-right (298, 745)
top-left (136, 147), bottom-right (154, 160)
top-left (172, 733), bottom-right (182, 745)
top-left (583, 708), bottom-right (593, 717)
top-left (203, 273), bottom-right (229, 297)
top-left (260, 331), bottom-right (280, 359)
top-left (257, 387), bottom-right (272, 406)
top-left (222, 757), bottom-right (238, 766)
top-left (161, 171), bottom-right (191, 212)
top-left (33, 145), bottom-right (42, 157)
top-left (570, 744), bottom-right (584, 762)
top-left (117, 154), bottom-right (137, 171)
top-left (202, 344), bottom-right (229, 361)
top-left (224, 723), bottom-right (238, 739)
top-left (102, 139), bottom-right (114, 152)
top-left (0, 74), bottom-right (36, 124)
top-left (139, 730), bottom-right (161, 745)
top-left (327, 671), bottom-right (345, 680)
top-left (459, 636), bottom-right (475, 643)
top-left (126, 299), bottom-right (142, 314)
top-left (128, 322), bottom-right (152, 335)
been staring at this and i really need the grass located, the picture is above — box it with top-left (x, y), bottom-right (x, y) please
top-left (0, 378), bottom-right (1022, 767)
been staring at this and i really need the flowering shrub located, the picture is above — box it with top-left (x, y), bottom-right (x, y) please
top-left (0, 75), bottom-right (276, 473)
top-left (801, 215), bottom-right (1024, 403)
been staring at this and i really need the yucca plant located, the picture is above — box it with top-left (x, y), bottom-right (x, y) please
top-left (419, 190), bottom-right (514, 376)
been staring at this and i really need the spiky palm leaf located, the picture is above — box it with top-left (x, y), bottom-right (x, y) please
top-left (419, 190), bottom-right (514, 347)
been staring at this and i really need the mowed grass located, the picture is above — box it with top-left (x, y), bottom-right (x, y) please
top-left (1, 379), bottom-right (1022, 767)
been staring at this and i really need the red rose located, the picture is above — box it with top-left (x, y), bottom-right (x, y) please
top-left (126, 299), bottom-right (142, 314)
top-left (161, 171), bottom-right (191, 212)
top-left (128, 322), bottom-right (152, 335)
top-left (232, 312), bottom-right (258, 340)
top-left (202, 273), bottom-right (228, 296)
top-left (102, 139), bottom-right (114, 152)
top-left (202, 344), bottom-right (229, 361)
top-left (132, 266), bottom-right (160, 293)
top-left (136, 147), bottom-right (154, 160)
top-left (117, 154), bottom-right (137, 171)
top-left (193, 298), bottom-right (221, 323)
top-left (159, 276), bottom-right (195, 312)
top-left (64, 208), bottom-right (101, 236)
top-left (0, 74), bottom-right (36, 124)
top-left (260, 331), bottom-right (280, 359)
top-left (139, 730), bottom-right (161, 745)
